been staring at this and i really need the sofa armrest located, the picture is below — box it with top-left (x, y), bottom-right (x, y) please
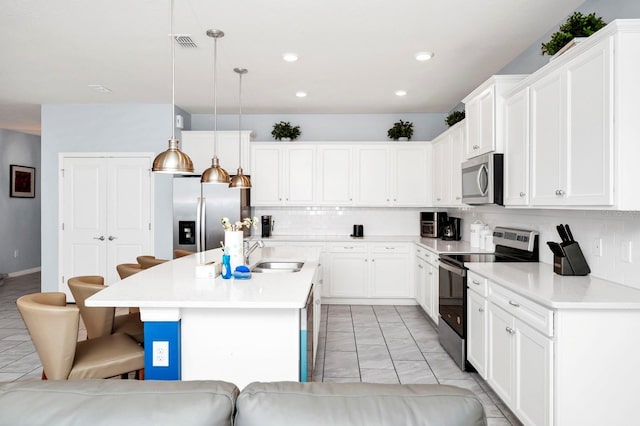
top-left (236, 381), bottom-right (487, 426)
top-left (0, 380), bottom-right (239, 426)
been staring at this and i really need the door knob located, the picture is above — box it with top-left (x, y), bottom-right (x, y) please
top-left (519, 192), bottom-right (526, 197)
top-left (93, 236), bottom-right (105, 241)
top-left (108, 236), bottom-right (118, 241)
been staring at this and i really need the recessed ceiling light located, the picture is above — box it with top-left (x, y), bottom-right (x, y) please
top-left (395, 90), bottom-right (407, 97)
top-left (415, 51), bottom-right (434, 61)
top-left (88, 84), bottom-right (112, 93)
top-left (283, 53), bottom-right (298, 62)
top-left (296, 91), bottom-right (307, 98)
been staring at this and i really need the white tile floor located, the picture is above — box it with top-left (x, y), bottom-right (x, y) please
top-left (0, 272), bottom-right (521, 425)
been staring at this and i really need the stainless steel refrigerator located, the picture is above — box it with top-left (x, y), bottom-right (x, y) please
top-left (173, 176), bottom-right (251, 253)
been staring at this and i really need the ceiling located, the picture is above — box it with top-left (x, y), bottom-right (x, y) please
top-left (0, 0), bottom-right (584, 135)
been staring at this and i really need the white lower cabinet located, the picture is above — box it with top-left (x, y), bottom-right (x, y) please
top-left (466, 288), bottom-right (487, 378)
top-left (414, 245), bottom-right (439, 323)
top-left (324, 243), bottom-right (413, 300)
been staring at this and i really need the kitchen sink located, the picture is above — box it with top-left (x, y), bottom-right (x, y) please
top-left (251, 261), bottom-right (304, 273)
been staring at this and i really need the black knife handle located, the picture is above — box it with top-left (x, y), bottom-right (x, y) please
top-left (565, 224), bottom-right (575, 242)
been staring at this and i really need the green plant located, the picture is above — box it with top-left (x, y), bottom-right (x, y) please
top-left (541, 12), bottom-right (607, 56)
top-left (445, 110), bottom-right (465, 127)
top-left (271, 121), bottom-right (301, 140)
top-left (387, 120), bottom-right (414, 140)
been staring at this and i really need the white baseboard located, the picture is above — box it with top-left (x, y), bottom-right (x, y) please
top-left (8, 267), bottom-right (41, 278)
top-left (321, 297), bottom-right (418, 306)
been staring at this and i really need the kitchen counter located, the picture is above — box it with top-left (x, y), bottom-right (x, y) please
top-left (87, 247), bottom-right (317, 309)
top-left (467, 262), bottom-right (640, 309)
top-left (86, 246), bottom-right (321, 386)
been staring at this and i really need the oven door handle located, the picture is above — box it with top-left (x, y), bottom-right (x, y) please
top-left (438, 260), bottom-right (466, 277)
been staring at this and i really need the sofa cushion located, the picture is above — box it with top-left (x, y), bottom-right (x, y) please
top-left (236, 381), bottom-right (487, 426)
top-left (0, 380), bottom-right (238, 426)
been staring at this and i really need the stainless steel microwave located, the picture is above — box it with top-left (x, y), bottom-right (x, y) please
top-left (461, 153), bottom-right (504, 205)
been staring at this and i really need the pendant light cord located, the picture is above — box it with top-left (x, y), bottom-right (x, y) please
top-left (238, 71), bottom-right (242, 168)
top-left (213, 36), bottom-right (218, 156)
top-left (170, 0), bottom-right (176, 140)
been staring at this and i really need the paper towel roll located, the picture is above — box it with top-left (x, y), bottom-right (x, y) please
top-left (470, 221), bottom-right (484, 248)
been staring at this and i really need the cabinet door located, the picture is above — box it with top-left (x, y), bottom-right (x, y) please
top-left (284, 146), bottom-right (315, 205)
top-left (467, 290), bottom-right (487, 379)
top-left (371, 254), bottom-right (411, 298)
top-left (415, 257), bottom-right (428, 311)
top-left (565, 38), bottom-right (613, 206)
top-left (465, 97), bottom-right (482, 158)
top-left (250, 145), bottom-right (283, 205)
top-left (477, 87), bottom-right (495, 155)
top-left (326, 252), bottom-right (368, 297)
top-left (183, 131), bottom-right (251, 175)
top-left (530, 71), bottom-right (566, 205)
top-left (504, 88), bottom-right (530, 206)
top-left (355, 146), bottom-right (389, 205)
top-left (450, 125), bottom-right (465, 206)
top-left (515, 319), bottom-right (553, 426)
top-left (392, 145), bottom-right (430, 206)
top-left (317, 146), bottom-right (353, 205)
top-left (424, 262), bottom-right (436, 321)
top-left (488, 302), bottom-right (515, 406)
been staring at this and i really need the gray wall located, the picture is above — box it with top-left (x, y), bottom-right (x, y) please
top-left (191, 113), bottom-right (448, 142)
top-left (0, 129), bottom-right (41, 275)
top-left (40, 104), bottom-right (187, 292)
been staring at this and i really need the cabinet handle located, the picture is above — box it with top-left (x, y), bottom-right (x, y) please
top-left (471, 280), bottom-right (481, 286)
top-left (393, 198), bottom-right (397, 202)
top-left (478, 307), bottom-right (484, 313)
top-left (108, 236), bottom-right (117, 241)
top-left (387, 198), bottom-right (390, 202)
top-left (519, 192), bottom-right (525, 197)
top-left (473, 144), bottom-right (480, 150)
top-left (343, 246), bottom-right (354, 249)
top-left (428, 272), bottom-right (433, 275)
top-left (508, 300), bottom-right (520, 308)
top-left (349, 198), bottom-right (353, 201)
top-left (365, 259), bottom-right (368, 262)
top-left (555, 189), bottom-right (565, 196)
top-left (418, 264), bottom-right (423, 269)
top-left (505, 326), bottom-right (515, 335)
top-left (385, 247), bottom-right (395, 250)
top-left (455, 196), bottom-right (461, 200)
top-left (93, 236), bottom-right (105, 241)
top-left (436, 197), bottom-right (441, 201)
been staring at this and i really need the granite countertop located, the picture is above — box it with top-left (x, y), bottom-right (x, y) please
top-left (86, 247), bottom-right (318, 310)
top-left (467, 262), bottom-right (640, 310)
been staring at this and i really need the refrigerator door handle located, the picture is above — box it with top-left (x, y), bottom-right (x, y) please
top-left (196, 197), bottom-right (204, 252)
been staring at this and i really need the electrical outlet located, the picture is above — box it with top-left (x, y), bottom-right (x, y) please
top-left (591, 239), bottom-right (602, 257)
top-left (152, 341), bottom-right (169, 367)
top-left (621, 241), bottom-right (633, 263)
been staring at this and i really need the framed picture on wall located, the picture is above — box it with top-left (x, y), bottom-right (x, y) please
top-left (10, 165), bottom-right (35, 198)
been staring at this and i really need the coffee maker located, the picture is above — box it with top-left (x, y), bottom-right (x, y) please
top-left (261, 215), bottom-right (273, 238)
top-left (441, 217), bottom-right (461, 241)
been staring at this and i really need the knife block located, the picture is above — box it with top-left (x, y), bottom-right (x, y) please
top-left (553, 242), bottom-right (590, 276)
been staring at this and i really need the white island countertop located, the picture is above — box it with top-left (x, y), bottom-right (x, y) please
top-left (467, 262), bottom-right (640, 310)
top-left (87, 246), bottom-right (318, 310)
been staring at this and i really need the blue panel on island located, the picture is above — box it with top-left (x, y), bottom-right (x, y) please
top-left (144, 321), bottom-right (181, 380)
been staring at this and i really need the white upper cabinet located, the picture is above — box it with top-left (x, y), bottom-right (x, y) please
top-left (432, 121), bottom-right (464, 207)
top-left (503, 88), bottom-right (530, 206)
top-left (463, 75), bottom-right (527, 159)
top-left (250, 143), bottom-right (316, 206)
top-left (355, 145), bottom-right (390, 206)
top-left (317, 145), bottom-right (354, 205)
top-left (182, 131), bottom-right (252, 175)
top-left (393, 144), bottom-right (432, 206)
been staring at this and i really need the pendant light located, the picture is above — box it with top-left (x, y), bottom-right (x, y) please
top-left (229, 67), bottom-right (252, 189)
top-left (152, 0), bottom-right (194, 174)
top-left (201, 29), bottom-right (230, 184)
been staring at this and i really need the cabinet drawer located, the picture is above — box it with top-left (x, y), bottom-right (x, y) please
top-left (467, 271), bottom-right (488, 297)
top-left (415, 245), bottom-right (436, 263)
top-left (371, 243), bottom-right (409, 254)
top-left (489, 282), bottom-right (553, 337)
top-left (326, 244), bottom-right (367, 253)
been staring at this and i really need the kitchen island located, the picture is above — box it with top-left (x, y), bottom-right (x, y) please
top-left (86, 246), bottom-right (320, 389)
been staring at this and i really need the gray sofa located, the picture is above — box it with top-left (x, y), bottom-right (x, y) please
top-left (0, 380), bottom-right (487, 426)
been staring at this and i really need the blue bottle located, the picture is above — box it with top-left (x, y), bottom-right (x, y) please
top-left (221, 254), bottom-right (232, 279)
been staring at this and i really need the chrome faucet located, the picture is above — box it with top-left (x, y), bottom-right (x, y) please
top-left (244, 240), bottom-right (264, 264)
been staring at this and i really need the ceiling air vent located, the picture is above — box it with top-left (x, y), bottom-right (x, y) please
top-left (174, 35), bottom-right (197, 48)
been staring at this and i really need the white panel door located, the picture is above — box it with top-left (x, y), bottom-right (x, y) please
top-left (450, 125), bottom-right (464, 206)
top-left (393, 145), bottom-right (430, 206)
top-left (250, 145), bottom-right (283, 205)
top-left (467, 290), bottom-right (488, 378)
top-left (370, 254), bottom-right (410, 298)
top-left (504, 88), bottom-right (530, 206)
top-left (106, 157), bottom-right (152, 284)
top-left (62, 157), bottom-right (108, 298)
top-left (317, 146), bottom-right (353, 205)
top-left (488, 302), bottom-right (515, 406)
top-left (285, 146), bottom-right (315, 205)
top-left (326, 253), bottom-right (368, 297)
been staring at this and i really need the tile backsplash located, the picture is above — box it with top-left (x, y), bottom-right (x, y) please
top-left (254, 205), bottom-right (640, 290)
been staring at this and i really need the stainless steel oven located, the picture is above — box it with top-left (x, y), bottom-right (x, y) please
top-left (438, 227), bottom-right (539, 371)
top-left (420, 212), bottom-right (448, 238)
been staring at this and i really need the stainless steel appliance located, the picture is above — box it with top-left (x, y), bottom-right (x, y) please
top-left (420, 212), bottom-right (448, 238)
top-left (441, 217), bottom-right (461, 241)
top-left (173, 175), bottom-right (251, 253)
top-left (261, 215), bottom-right (273, 238)
top-left (461, 152), bottom-right (504, 205)
top-left (438, 227), bottom-right (539, 371)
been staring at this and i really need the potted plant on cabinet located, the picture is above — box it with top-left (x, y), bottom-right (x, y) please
top-left (541, 12), bottom-right (607, 57)
top-left (387, 120), bottom-right (414, 141)
top-left (445, 110), bottom-right (465, 127)
top-left (271, 121), bottom-right (301, 141)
